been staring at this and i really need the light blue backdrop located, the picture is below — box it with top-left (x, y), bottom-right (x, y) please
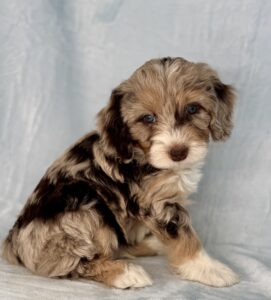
top-left (0, 1), bottom-right (270, 299)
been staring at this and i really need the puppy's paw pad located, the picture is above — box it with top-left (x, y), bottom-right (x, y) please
top-left (112, 263), bottom-right (153, 289)
top-left (176, 251), bottom-right (240, 287)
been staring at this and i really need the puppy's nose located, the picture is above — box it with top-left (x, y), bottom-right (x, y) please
top-left (169, 145), bottom-right (189, 161)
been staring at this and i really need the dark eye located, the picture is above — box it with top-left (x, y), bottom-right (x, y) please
top-left (142, 114), bottom-right (156, 124)
top-left (186, 103), bottom-right (199, 114)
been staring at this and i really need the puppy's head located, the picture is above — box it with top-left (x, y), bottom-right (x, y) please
top-left (97, 57), bottom-right (235, 169)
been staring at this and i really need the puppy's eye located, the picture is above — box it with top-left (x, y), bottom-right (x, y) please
top-left (142, 114), bottom-right (156, 124)
top-left (186, 103), bottom-right (199, 114)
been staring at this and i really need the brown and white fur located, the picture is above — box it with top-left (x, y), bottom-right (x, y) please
top-left (2, 57), bottom-right (239, 289)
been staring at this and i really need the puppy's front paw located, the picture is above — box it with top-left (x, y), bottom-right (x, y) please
top-left (175, 251), bottom-right (239, 287)
top-left (112, 263), bottom-right (153, 289)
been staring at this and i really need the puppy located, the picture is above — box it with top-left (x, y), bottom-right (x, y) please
top-left (2, 57), bottom-right (239, 289)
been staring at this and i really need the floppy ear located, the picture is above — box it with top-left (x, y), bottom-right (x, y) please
top-left (97, 89), bottom-right (134, 162)
top-left (209, 80), bottom-right (236, 141)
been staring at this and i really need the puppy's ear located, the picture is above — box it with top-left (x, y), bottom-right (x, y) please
top-left (209, 79), bottom-right (236, 141)
top-left (97, 89), bottom-right (134, 162)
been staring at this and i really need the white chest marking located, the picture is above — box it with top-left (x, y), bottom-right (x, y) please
top-left (175, 164), bottom-right (203, 195)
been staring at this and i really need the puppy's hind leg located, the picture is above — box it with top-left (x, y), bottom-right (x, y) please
top-left (33, 231), bottom-right (152, 289)
top-left (75, 257), bottom-right (153, 289)
top-left (34, 211), bottom-right (152, 289)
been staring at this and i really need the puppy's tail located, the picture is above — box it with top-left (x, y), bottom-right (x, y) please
top-left (2, 228), bottom-right (20, 265)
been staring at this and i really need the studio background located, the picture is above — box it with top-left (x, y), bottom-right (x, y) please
top-left (0, 1), bottom-right (270, 299)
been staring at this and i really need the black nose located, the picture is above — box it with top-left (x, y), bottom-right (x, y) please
top-left (169, 145), bottom-right (189, 161)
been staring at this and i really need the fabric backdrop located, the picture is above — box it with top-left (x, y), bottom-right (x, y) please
top-left (0, 1), bottom-right (270, 299)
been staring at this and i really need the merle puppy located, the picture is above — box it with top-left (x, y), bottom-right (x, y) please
top-left (3, 57), bottom-right (239, 289)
